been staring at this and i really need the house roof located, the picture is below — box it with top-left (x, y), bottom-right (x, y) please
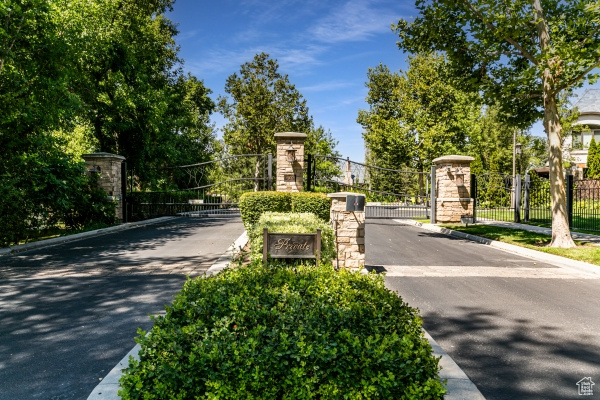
top-left (573, 89), bottom-right (600, 114)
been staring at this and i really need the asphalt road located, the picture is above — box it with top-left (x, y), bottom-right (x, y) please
top-left (366, 220), bottom-right (600, 400)
top-left (0, 217), bottom-right (244, 400)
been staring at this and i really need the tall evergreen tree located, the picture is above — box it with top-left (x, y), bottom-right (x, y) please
top-left (587, 137), bottom-right (600, 179)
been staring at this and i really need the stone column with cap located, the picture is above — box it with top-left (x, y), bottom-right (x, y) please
top-left (328, 192), bottom-right (366, 269)
top-left (432, 155), bottom-right (474, 223)
top-left (82, 152), bottom-right (126, 221)
top-left (275, 132), bottom-right (307, 192)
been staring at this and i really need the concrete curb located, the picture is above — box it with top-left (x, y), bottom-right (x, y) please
top-left (0, 217), bottom-right (177, 256)
top-left (86, 231), bottom-right (249, 400)
top-left (395, 219), bottom-right (600, 279)
top-left (425, 331), bottom-right (486, 399)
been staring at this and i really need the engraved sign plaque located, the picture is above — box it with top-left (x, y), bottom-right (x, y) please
top-left (263, 228), bottom-right (321, 266)
top-left (284, 174), bottom-right (296, 182)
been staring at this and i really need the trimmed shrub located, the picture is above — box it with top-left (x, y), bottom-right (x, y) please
top-left (291, 192), bottom-right (330, 222)
top-left (249, 212), bottom-right (335, 264)
top-left (239, 191), bottom-right (331, 228)
top-left (119, 263), bottom-right (446, 399)
top-left (239, 191), bottom-right (291, 228)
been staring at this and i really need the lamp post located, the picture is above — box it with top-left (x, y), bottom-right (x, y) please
top-left (515, 142), bottom-right (522, 174)
top-left (286, 143), bottom-right (296, 163)
top-left (512, 129), bottom-right (522, 208)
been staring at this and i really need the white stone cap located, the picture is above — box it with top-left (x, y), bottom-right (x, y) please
top-left (82, 152), bottom-right (126, 161)
top-left (274, 132), bottom-right (307, 139)
top-left (327, 192), bottom-right (366, 199)
top-left (432, 155), bottom-right (474, 164)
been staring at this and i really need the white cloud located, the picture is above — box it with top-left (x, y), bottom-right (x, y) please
top-left (310, 0), bottom-right (401, 44)
top-left (300, 81), bottom-right (354, 92)
top-left (185, 43), bottom-right (326, 80)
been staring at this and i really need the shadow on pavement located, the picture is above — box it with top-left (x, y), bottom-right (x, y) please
top-left (2, 217), bottom-right (236, 270)
top-left (0, 275), bottom-right (189, 400)
top-left (422, 306), bottom-right (600, 400)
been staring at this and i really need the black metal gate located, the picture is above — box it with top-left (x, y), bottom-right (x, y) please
top-left (125, 154), bottom-right (272, 221)
top-left (307, 156), bottom-right (430, 219)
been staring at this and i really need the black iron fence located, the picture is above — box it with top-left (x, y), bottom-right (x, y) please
top-left (125, 154), bottom-right (272, 221)
top-left (308, 156), bottom-right (430, 219)
top-left (473, 173), bottom-right (600, 232)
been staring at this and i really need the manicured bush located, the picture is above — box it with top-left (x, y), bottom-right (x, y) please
top-left (239, 191), bottom-right (291, 228)
top-left (239, 191), bottom-right (331, 228)
top-left (291, 192), bottom-right (330, 222)
top-left (119, 262), bottom-right (446, 399)
top-left (249, 212), bottom-right (335, 264)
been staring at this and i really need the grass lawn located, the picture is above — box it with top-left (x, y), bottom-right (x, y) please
top-left (441, 224), bottom-right (600, 266)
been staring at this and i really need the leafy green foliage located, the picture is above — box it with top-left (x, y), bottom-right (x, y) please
top-left (239, 191), bottom-right (330, 228)
top-left (248, 212), bottom-right (335, 264)
top-left (290, 192), bottom-right (330, 222)
top-left (218, 53), bottom-right (339, 185)
top-left (358, 54), bottom-right (481, 172)
top-left (219, 52), bottom-right (312, 157)
top-left (394, 0), bottom-right (600, 247)
top-left (59, 0), bottom-right (218, 186)
top-left (119, 263), bottom-right (445, 399)
top-left (467, 106), bottom-right (547, 176)
top-left (0, 0), bottom-right (219, 245)
top-left (239, 192), bottom-right (293, 228)
top-left (0, 139), bottom-right (115, 246)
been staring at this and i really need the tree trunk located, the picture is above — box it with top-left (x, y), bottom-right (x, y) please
top-left (545, 93), bottom-right (575, 248)
top-left (533, 0), bottom-right (576, 248)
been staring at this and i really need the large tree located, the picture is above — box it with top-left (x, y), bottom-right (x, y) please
top-left (57, 0), bottom-right (217, 186)
top-left (468, 105), bottom-right (548, 176)
top-left (218, 52), bottom-right (339, 187)
top-left (357, 53), bottom-right (481, 195)
top-left (219, 53), bottom-right (313, 154)
top-left (394, 0), bottom-right (600, 247)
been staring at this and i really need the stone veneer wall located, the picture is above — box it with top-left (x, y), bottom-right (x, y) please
top-left (82, 152), bottom-right (125, 221)
top-left (275, 132), bottom-right (306, 192)
top-left (328, 192), bottom-right (365, 269)
top-left (432, 155), bottom-right (474, 223)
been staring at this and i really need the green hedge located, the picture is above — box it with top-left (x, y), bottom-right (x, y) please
top-left (239, 191), bottom-right (330, 228)
top-left (291, 192), bottom-right (330, 222)
top-left (119, 263), bottom-right (446, 399)
top-left (249, 212), bottom-right (335, 264)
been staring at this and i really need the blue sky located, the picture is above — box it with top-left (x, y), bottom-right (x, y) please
top-left (166, 0), bottom-right (598, 163)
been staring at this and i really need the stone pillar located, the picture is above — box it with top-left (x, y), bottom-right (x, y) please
top-left (82, 152), bottom-right (126, 221)
top-left (432, 155), bottom-right (474, 223)
top-left (275, 132), bottom-right (307, 192)
top-left (328, 192), bottom-right (366, 269)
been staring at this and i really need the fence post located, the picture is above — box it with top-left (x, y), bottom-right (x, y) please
top-left (567, 173), bottom-right (573, 228)
top-left (524, 174), bottom-right (530, 222)
top-left (514, 174), bottom-right (522, 223)
top-left (471, 173), bottom-right (477, 223)
top-left (430, 165), bottom-right (436, 223)
top-left (306, 154), bottom-right (312, 191)
top-left (121, 161), bottom-right (127, 222)
top-left (267, 153), bottom-right (273, 190)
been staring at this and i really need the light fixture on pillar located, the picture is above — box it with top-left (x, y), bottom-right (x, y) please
top-left (454, 167), bottom-right (465, 186)
top-left (515, 143), bottom-right (522, 175)
top-left (286, 142), bottom-right (296, 163)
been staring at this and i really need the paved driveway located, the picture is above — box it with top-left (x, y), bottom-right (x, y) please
top-left (0, 217), bottom-right (244, 400)
top-left (366, 220), bottom-right (600, 400)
